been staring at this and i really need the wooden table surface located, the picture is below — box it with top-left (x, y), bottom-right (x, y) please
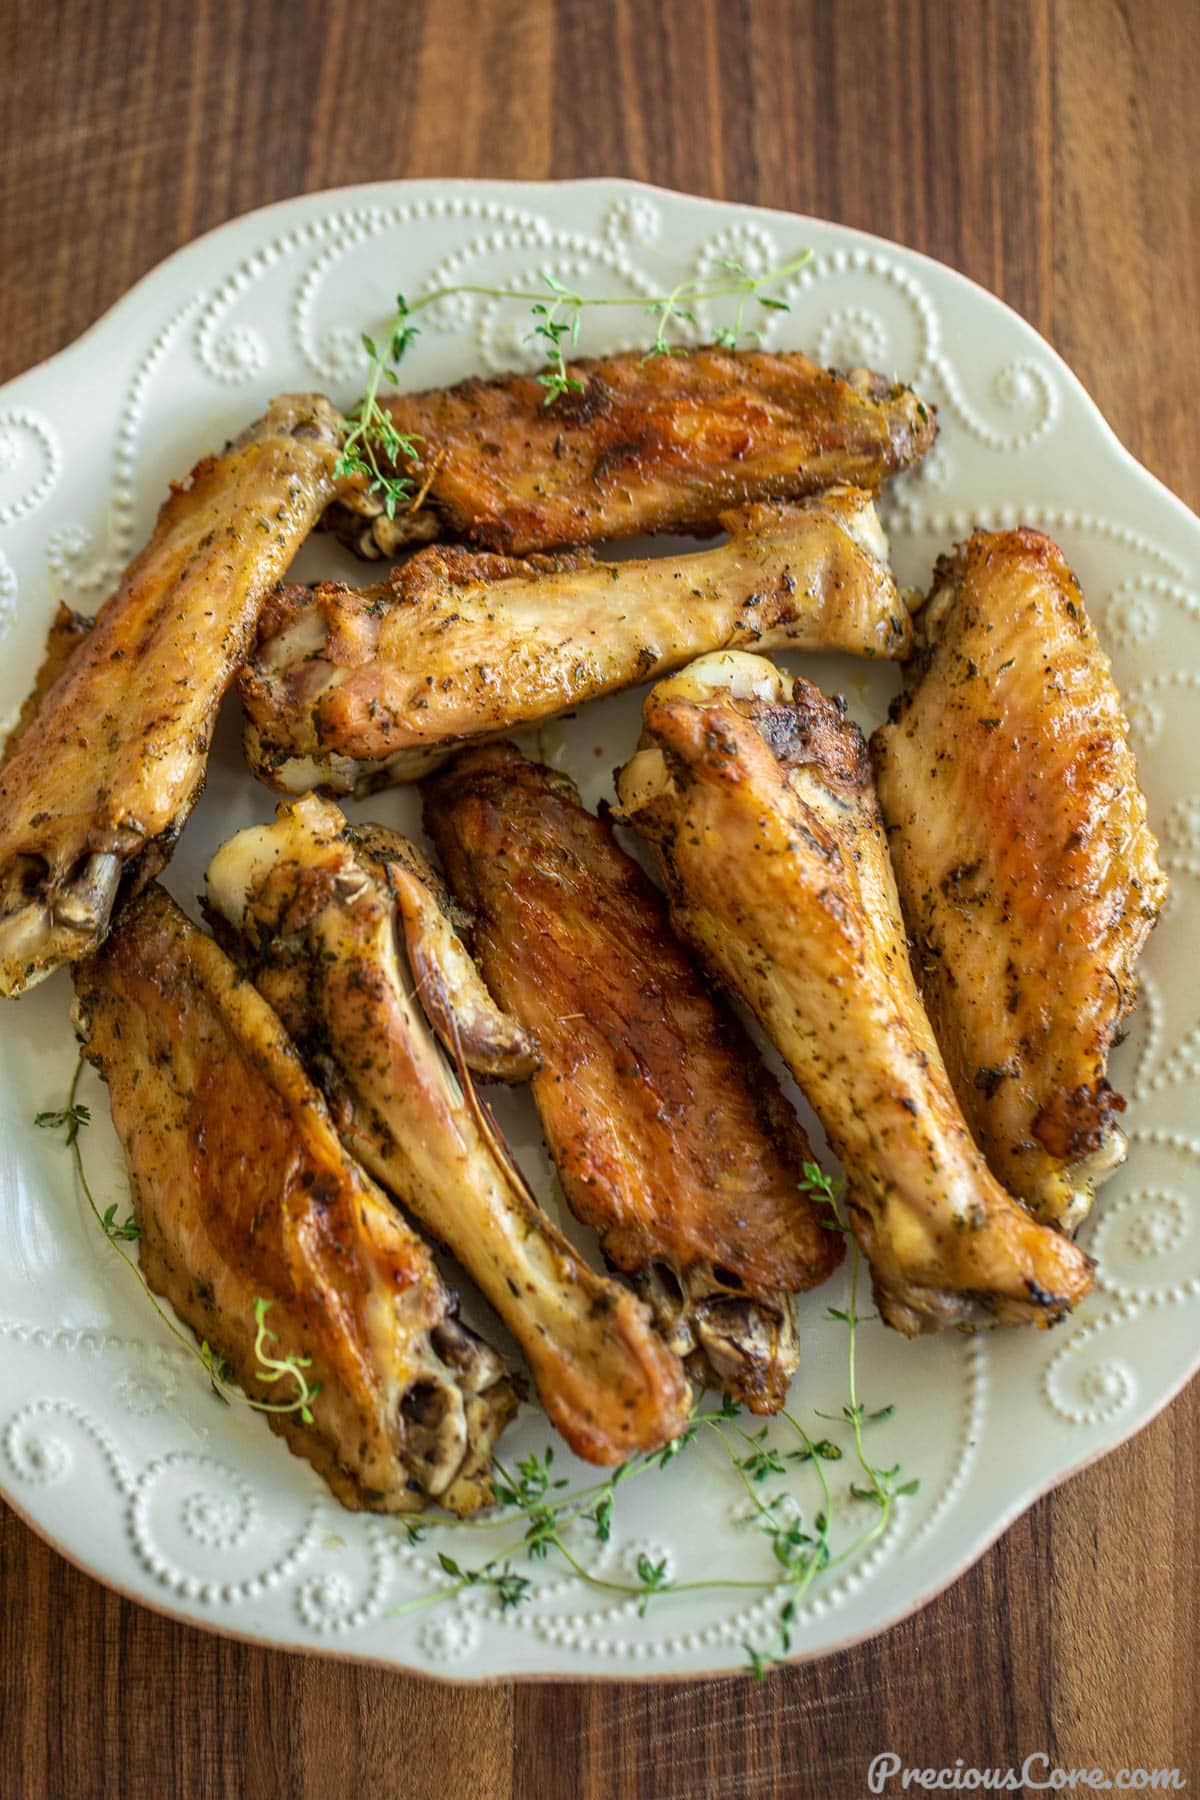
top-left (1, 2), bottom-right (1197, 1794)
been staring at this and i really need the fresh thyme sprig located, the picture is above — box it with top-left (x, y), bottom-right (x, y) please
top-left (386, 1165), bottom-right (916, 1677)
top-left (36, 1060), bottom-right (319, 1424)
top-left (334, 308), bottom-right (424, 521)
top-left (435, 1554), bottom-right (532, 1614)
top-left (336, 251), bottom-right (812, 513)
top-left (41, 1064), bottom-right (915, 1675)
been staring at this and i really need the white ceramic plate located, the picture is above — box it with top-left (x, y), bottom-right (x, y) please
top-left (1, 179), bottom-right (1198, 1682)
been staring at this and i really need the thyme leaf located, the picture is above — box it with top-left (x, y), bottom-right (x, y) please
top-left (100, 1202), bottom-right (139, 1242)
top-left (42, 1065), bottom-right (917, 1678)
top-left (35, 1101), bottom-right (90, 1144)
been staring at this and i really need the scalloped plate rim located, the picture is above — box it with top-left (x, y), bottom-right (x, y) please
top-left (2, 1326), bottom-right (1198, 1688)
top-left (0, 176), bottom-right (1198, 1683)
top-left (4, 174), bottom-right (1197, 546)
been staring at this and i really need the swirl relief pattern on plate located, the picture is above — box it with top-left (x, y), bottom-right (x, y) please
top-left (0, 181), bottom-right (1196, 1679)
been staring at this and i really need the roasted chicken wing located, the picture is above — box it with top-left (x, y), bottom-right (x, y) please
top-left (872, 529), bottom-right (1168, 1231)
top-left (0, 395), bottom-right (345, 998)
top-left (616, 653), bottom-right (1095, 1334)
top-left (242, 487), bottom-right (910, 795)
top-left (422, 742), bottom-right (842, 1411)
top-left (72, 884), bottom-right (517, 1515)
top-left (205, 794), bottom-right (690, 1466)
top-left (325, 346), bottom-right (936, 558)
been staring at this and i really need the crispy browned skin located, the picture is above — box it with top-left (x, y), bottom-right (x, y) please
top-left (327, 346), bottom-right (936, 558)
top-left (0, 395), bottom-right (345, 998)
top-left (422, 742), bottom-right (842, 1410)
top-left (205, 794), bottom-right (689, 1466)
top-left (2, 603), bottom-right (93, 766)
top-left (616, 654), bottom-right (1096, 1335)
top-left (242, 488), bottom-right (910, 795)
top-left (72, 885), bottom-right (516, 1515)
top-left (872, 530), bottom-right (1168, 1232)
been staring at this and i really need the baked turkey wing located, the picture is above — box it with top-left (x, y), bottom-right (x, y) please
top-left (72, 884), bottom-right (516, 1515)
top-left (872, 529), bottom-right (1168, 1231)
top-left (325, 345), bottom-right (936, 558)
top-left (616, 653), bottom-right (1095, 1335)
top-left (242, 487), bottom-right (909, 795)
top-left (422, 742), bottom-right (843, 1413)
top-left (0, 395), bottom-right (345, 998)
top-left (205, 793), bottom-right (689, 1466)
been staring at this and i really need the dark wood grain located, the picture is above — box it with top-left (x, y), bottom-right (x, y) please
top-left (1, 1), bottom-right (1197, 1795)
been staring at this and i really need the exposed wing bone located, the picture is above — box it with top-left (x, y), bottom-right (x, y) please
top-left (242, 488), bottom-right (910, 795)
top-left (73, 884), bottom-right (517, 1515)
top-left (205, 794), bottom-right (690, 1466)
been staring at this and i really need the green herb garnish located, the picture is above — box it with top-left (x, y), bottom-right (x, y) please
top-left (336, 252), bottom-right (813, 516)
top-left (43, 1064), bottom-right (916, 1675)
top-left (386, 1164), bottom-right (917, 1675)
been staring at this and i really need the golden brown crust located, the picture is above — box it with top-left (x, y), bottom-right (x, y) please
top-left (744, 682), bottom-right (874, 793)
top-left (242, 488), bottom-right (909, 796)
top-left (617, 656), bottom-right (1096, 1335)
top-left (0, 395), bottom-right (346, 997)
top-left (327, 346), bottom-right (936, 557)
top-left (423, 741), bottom-right (843, 1410)
top-left (73, 884), bottom-right (516, 1515)
top-left (872, 529), bottom-right (1168, 1228)
top-left (205, 795), bottom-right (690, 1466)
